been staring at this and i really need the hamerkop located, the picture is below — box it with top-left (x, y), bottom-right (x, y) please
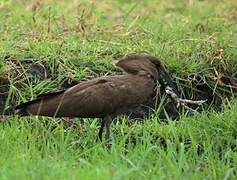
top-left (16, 55), bottom-right (178, 142)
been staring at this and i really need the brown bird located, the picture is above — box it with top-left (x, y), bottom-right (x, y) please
top-left (16, 55), bottom-right (178, 142)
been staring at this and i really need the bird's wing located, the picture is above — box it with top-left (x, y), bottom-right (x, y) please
top-left (59, 75), bottom-right (152, 118)
top-left (16, 78), bottom-right (119, 117)
top-left (16, 89), bottom-right (65, 111)
top-left (65, 78), bottom-right (108, 95)
top-left (16, 78), bottom-right (108, 115)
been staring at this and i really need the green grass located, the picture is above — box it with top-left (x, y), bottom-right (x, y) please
top-left (1, 0), bottom-right (237, 179)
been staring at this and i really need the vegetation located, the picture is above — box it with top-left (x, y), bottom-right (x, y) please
top-left (0, 0), bottom-right (237, 179)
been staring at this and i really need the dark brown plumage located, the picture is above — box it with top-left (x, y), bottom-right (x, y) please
top-left (16, 55), bottom-right (178, 142)
top-left (116, 55), bottom-right (178, 94)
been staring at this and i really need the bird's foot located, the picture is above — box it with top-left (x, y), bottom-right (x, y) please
top-left (105, 139), bottom-right (112, 149)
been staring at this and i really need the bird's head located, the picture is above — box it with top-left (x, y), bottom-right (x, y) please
top-left (115, 54), bottom-right (162, 80)
top-left (115, 54), bottom-right (179, 98)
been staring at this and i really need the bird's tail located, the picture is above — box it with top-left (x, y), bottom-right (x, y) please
top-left (15, 90), bottom-right (65, 116)
top-left (15, 102), bottom-right (31, 116)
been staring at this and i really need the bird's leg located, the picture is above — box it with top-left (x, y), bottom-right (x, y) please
top-left (105, 115), bottom-right (113, 145)
top-left (97, 118), bottom-right (106, 142)
top-left (97, 116), bottom-right (113, 146)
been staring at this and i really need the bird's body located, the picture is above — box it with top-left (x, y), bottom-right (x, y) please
top-left (19, 74), bottom-right (154, 118)
top-left (16, 55), bottom-right (178, 142)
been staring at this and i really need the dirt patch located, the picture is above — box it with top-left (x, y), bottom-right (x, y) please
top-left (0, 59), bottom-right (51, 115)
top-left (0, 76), bottom-right (11, 114)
